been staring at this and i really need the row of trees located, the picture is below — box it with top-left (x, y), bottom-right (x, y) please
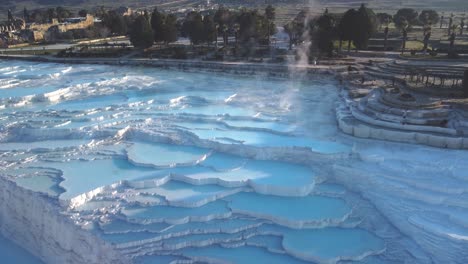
top-left (101, 10), bottom-right (132, 36)
top-left (376, 8), bottom-right (464, 53)
top-left (182, 12), bottom-right (217, 45)
top-left (284, 6), bottom-right (465, 57)
top-left (284, 5), bottom-right (377, 56)
top-left (129, 6), bottom-right (277, 50)
top-left (129, 8), bottom-right (181, 49)
top-left (22, 7), bottom-right (73, 23)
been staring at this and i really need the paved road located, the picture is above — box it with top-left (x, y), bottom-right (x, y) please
top-left (0, 43), bottom-right (76, 53)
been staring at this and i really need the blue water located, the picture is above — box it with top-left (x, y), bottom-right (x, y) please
top-left (0, 60), bottom-right (408, 263)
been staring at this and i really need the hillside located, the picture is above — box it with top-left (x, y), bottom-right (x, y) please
top-left (1, 0), bottom-right (467, 22)
top-left (0, 0), bottom-right (203, 20)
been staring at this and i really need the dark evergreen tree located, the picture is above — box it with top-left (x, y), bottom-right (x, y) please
top-left (284, 17), bottom-right (304, 50)
top-left (315, 12), bottom-right (336, 57)
top-left (102, 11), bottom-right (128, 35)
top-left (394, 8), bottom-right (418, 30)
top-left (78, 9), bottom-right (88, 17)
top-left (419, 10), bottom-right (440, 26)
top-left (130, 15), bottom-right (154, 49)
top-left (23, 7), bottom-right (30, 23)
top-left (151, 8), bottom-right (166, 42)
top-left (265, 5), bottom-right (276, 43)
top-left (237, 10), bottom-right (257, 43)
top-left (353, 4), bottom-right (377, 50)
top-left (56, 7), bottom-right (72, 22)
top-left (203, 15), bottom-right (217, 44)
top-left (183, 12), bottom-right (204, 45)
top-left (47, 8), bottom-right (57, 22)
top-left (338, 9), bottom-right (358, 52)
top-left (163, 14), bottom-right (178, 44)
top-left (237, 9), bottom-right (269, 44)
top-left (143, 10), bottom-right (150, 21)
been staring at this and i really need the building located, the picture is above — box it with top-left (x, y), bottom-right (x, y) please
top-left (25, 14), bottom-right (95, 42)
top-left (0, 18), bottom-right (26, 47)
top-left (0, 19), bottom-right (25, 33)
top-left (0, 10), bottom-right (95, 45)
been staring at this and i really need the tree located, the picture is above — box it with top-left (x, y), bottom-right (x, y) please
top-left (7, 9), bottom-right (13, 22)
top-left (353, 4), bottom-right (377, 50)
top-left (449, 32), bottom-right (456, 52)
top-left (376, 13), bottom-right (392, 29)
top-left (130, 15), bottom-right (154, 49)
top-left (47, 8), bottom-right (57, 22)
top-left (339, 9), bottom-right (358, 52)
top-left (448, 13), bottom-right (454, 35)
top-left (265, 5), bottom-right (276, 44)
top-left (102, 11), bottom-right (128, 35)
top-left (440, 12), bottom-right (445, 28)
top-left (315, 11), bottom-right (336, 57)
top-left (394, 8), bottom-right (418, 30)
top-left (203, 14), bottom-right (217, 44)
top-left (376, 13), bottom-right (392, 51)
top-left (78, 9), bottom-right (88, 17)
top-left (56, 7), bottom-right (72, 22)
top-left (419, 10), bottom-right (440, 26)
top-left (236, 9), bottom-right (270, 45)
top-left (233, 23), bottom-right (240, 46)
top-left (23, 7), bottom-right (30, 23)
top-left (143, 9), bottom-right (150, 21)
top-left (399, 19), bottom-right (409, 54)
top-left (284, 19), bottom-right (304, 50)
top-left (419, 10), bottom-right (438, 53)
top-left (30, 10), bottom-right (45, 23)
top-left (237, 10), bottom-right (258, 43)
top-left (183, 11), bottom-right (204, 45)
top-left (151, 8), bottom-right (166, 42)
top-left (214, 7), bottom-right (232, 46)
top-left (163, 14), bottom-right (178, 44)
top-left (265, 5), bottom-right (275, 21)
top-left (423, 28), bottom-right (431, 52)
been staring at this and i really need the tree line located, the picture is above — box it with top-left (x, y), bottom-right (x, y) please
top-left (284, 6), bottom-right (461, 57)
top-left (282, 5), bottom-right (377, 57)
top-left (14, 5), bottom-right (461, 57)
top-left (129, 6), bottom-right (277, 49)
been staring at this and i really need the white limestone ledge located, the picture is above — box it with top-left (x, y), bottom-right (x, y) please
top-left (0, 176), bottom-right (130, 264)
top-left (337, 95), bottom-right (468, 149)
top-left (0, 55), bottom-right (337, 80)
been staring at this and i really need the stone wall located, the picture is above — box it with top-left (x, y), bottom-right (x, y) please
top-left (57, 15), bottom-right (94, 32)
top-left (27, 15), bottom-right (94, 42)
